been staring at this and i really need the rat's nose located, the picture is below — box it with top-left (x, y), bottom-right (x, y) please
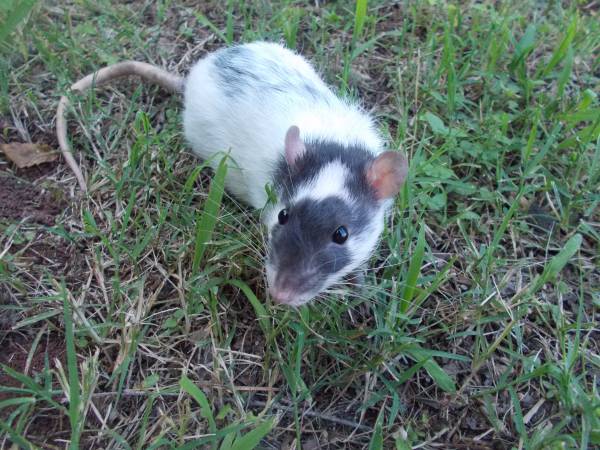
top-left (268, 286), bottom-right (296, 305)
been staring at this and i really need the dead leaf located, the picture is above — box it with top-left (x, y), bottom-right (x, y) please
top-left (0, 142), bottom-right (59, 168)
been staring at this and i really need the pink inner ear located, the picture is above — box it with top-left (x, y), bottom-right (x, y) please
top-left (284, 125), bottom-right (306, 166)
top-left (366, 151), bottom-right (408, 200)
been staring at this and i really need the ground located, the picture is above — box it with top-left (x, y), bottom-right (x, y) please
top-left (0, 1), bottom-right (599, 449)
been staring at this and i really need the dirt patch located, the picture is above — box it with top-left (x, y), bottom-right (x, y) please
top-left (12, 238), bottom-right (87, 291)
top-left (0, 333), bottom-right (69, 445)
top-left (0, 156), bottom-right (86, 285)
top-left (0, 288), bottom-right (19, 331)
top-left (13, 161), bottom-right (60, 183)
top-left (0, 333), bottom-right (66, 401)
top-left (0, 170), bottom-right (66, 226)
top-left (20, 238), bottom-right (74, 267)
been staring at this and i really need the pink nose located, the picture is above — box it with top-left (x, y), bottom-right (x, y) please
top-left (269, 286), bottom-right (296, 305)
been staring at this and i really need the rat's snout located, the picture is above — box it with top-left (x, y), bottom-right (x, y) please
top-left (268, 286), bottom-right (297, 305)
top-left (266, 263), bottom-right (318, 306)
top-left (267, 271), bottom-right (302, 305)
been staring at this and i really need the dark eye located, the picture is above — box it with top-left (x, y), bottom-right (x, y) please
top-left (278, 209), bottom-right (289, 225)
top-left (332, 226), bottom-right (348, 244)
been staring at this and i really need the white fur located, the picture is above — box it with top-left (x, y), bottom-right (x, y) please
top-left (348, 206), bottom-right (386, 268)
top-left (292, 160), bottom-right (352, 204)
top-left (183, 42), bottom-right (383, 210)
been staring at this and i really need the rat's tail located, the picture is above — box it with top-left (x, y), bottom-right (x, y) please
top-left (56, 61), bottom-right (184, 192)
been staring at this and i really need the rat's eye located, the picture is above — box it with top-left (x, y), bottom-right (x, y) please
top-left (332, 226), bottom-right (348, 244)
top-left (278, 209), bottom-right (289, 225)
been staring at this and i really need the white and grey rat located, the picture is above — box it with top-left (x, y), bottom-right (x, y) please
top-left (57, 41), bottom-right (408, 307)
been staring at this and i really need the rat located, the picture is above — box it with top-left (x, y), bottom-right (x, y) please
top-left (56, 41), bottom-right (408, 307)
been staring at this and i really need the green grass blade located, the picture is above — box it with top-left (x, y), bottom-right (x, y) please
top-left (193, 155), bottom-right (228, 273)
top-left (352, 0), bottom-right (368, 45)
top-left (229, 418), bottom-right (276, 450)
top-left (508, 387), bottom-right (526, 438)
top-left (12, 309), bottom-right (61, 329)
top-left (135, 395), bottom-right (156, 450)
top-left (292, 327), bottom-right (306, 397)
top-left (556, 45), bottom-right (574, 98)
top-left (401, 226), bottom-right (425, 313)
top-left (281, 7), bottom-right (301, 49)
top-left (229, 280), bottom-right (270, 337)
top-left (411, 256), bottom-right (456, 312)
top-left (558, 118), bottom-right (600, 149)
top-left (524, 123), bottom-right (562, 177)
top-left (368, 407), bottom-right (384, 450)
top-left (482, 188), bottom-right (524, 281)
top-left (176, 438), bottom-right (219, 450)
top-left (486, 20), bottom-right (509, 72)
top-left (219, 432), bottom-right (235, 450)
top-left (0, 0), bottom-right (37, 43)
top-left (522, 116), bottom-right (539, 163)
top-left (62, 285), bottom-right (81, 450)
top-left (180, 375), bottom-right (217, 436)
top-left (195, 12), bottom-right (228, 44)
top-left (110, 328), bottom-right (144, 401)
top-left (183, 164), bottom-right (209, 204)
top-left (405, 347), bottom-right (456, 393)
top-left (539, 16), bottom-right (577, 78)
top-left (0, 418), bottom-right (37, 449)
top-left (396, 437), bottom-right (411, 450)
top-left (0, 396), bottom-right (35, 410)
top-left (509, 24), bottom-right (536, 69)
top-left (558, 108), bottom-right (600, 124)
top-left (422, 359), bottom-right (456, 393)
top-left (530, 234), bottom-right (582, 293)
top-left (225, 0), bottom-right (234, 45)
top-left (404, 348), bottom-right (470, 362)
top-left (0, 365), bottom-right (63, 410)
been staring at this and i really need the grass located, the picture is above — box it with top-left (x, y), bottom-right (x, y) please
top-left (0, 0), bottom-right (599, 448)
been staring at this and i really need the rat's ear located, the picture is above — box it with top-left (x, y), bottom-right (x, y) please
top-left (284, 125), bottom-right (306, 166)
top-left (366, 151), bottom-right (408, 200)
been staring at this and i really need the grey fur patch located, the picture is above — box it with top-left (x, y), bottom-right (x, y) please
top-left (213, 44), bottom-right (330, 100)
top-left (214, 46), bottom-right (260, 97)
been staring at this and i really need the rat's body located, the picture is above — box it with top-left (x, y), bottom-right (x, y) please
top-left (57, 42), bottom-right (408, 306)
top-left (183, 42), bottom-right (383, 208)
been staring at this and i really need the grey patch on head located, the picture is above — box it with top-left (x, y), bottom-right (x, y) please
top-left (273, 139), bottom-right (379, 210)
top-left (268, 196), bottom-right (362, 294)
top-left (269, 140), bottom-right (384, 297)
top-left (213, 44), bottom-right (332, 101)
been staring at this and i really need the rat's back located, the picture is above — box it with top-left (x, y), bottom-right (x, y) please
top-left (183, 42), bottom-right (382, 208)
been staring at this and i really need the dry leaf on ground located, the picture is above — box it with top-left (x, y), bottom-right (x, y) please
top-left (0, 142), bottom-right (59, 168)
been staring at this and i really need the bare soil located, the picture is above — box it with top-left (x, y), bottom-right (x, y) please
top-left (0, 333), bottom-right (66, 402)
top-left (0, 332), bottom-right (68, 446)
top-left (0, 153), bottom-right (73, 445)
top-left (0, 167), bottom-right (66, 226)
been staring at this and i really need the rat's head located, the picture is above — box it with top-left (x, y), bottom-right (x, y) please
top-left (264, 126), bottom-right (408, 306)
